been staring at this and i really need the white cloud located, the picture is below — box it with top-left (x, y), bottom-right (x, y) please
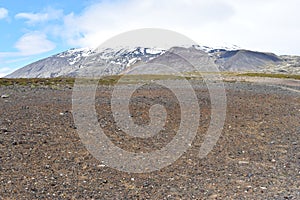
top-left (0, 32), bottom-right (55, 76)
top-left (15, 7), bottom-right (63, 25)
top-left (15, 32), bottom-right (56, 55)
top-left (0, 6), bottom-right (58, 73)
top-left (61, 0), bottom-right (235, 48)
top-left (59, 0), bottom-right (300, 55)
top-left (0, 67), bottom-right (14, 77)
top-left (0, 32), bottom-right (56, 57)
top-left (0, 7), bottom-right (8, 19)
top-left (215, 0), bottom-right (300, 55)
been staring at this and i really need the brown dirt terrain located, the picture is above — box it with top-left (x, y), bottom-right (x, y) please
top-left (0, 78), bottom-right (299, 199)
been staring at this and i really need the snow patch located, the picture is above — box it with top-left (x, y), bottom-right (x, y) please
top-left (145, 48), bottom-right (165, 55)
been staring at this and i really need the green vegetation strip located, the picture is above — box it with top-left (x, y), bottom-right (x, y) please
top-left (0, 78), bottom-right (75, 87)
top-left (0, 74), bottom-right (194, 86)
top-left (238, 73), bottom-right (300, 80)
top-left (2, 72), bottom-right (298, 87)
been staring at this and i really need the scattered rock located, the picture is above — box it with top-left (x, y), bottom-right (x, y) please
top-left (208, 194), bottom-right (218, 199)
top-left (21, 106), bottom-right (29, 110)
top-left (0, 128), bottom-right (8, 133)
top-left (0, 80), bottom-right (299, 199)
top-left (102, 180), bottom-right (108, 184)
top-left (247, 173), bottom-right (254, 178)
top-left (1, 94), bottom-right (9, 98)
top-left (238, 161), bottom-right (250, 165)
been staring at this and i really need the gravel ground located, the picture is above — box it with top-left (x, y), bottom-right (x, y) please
top-left (0, 79), bottom-right (299, 199)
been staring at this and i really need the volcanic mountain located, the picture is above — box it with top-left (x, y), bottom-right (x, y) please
top-left (6, 45), bottom-right (300, 78)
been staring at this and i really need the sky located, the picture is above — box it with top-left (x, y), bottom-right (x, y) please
top-left (0, 0), bottom-right (300, 77)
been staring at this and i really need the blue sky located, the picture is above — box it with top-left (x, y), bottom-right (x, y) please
top-left (1, 0), bottom-right (300, 77)
top-left (0, 0), bottom-right (94, 76)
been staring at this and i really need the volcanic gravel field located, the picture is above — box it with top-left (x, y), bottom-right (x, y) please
top-left (0, 78), bottom-right (299, 199)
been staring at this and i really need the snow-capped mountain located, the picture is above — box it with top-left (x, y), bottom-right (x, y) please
top-left (5, 45), bottom-right (300, 78)
top-left (6, 47), bottom-right (166, 78)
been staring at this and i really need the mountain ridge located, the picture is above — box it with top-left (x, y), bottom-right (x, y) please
top-left (5, 45), bottom-right (300, 78)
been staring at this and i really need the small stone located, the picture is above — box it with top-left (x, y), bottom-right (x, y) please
top-left (102, 179), bottom-right (108, 183)
top-left (143, 182), bottom-right (150, 187)
top-left (238, 161), bottom-right (249, 165)
top-left (208, 194), bottom-right (218, 199)
top-left (82, 164), bottom-right (88, 170)
top-left (247, 173), bottom-right (254, 178)
top-left (70, 125), bottom-right (77, 129)
top-left (1, 94), bottom-right (9, 98)
top-left (0, 128), bottom-right (8, 133)
top-left (21, 106), bottom-right (29, 110)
